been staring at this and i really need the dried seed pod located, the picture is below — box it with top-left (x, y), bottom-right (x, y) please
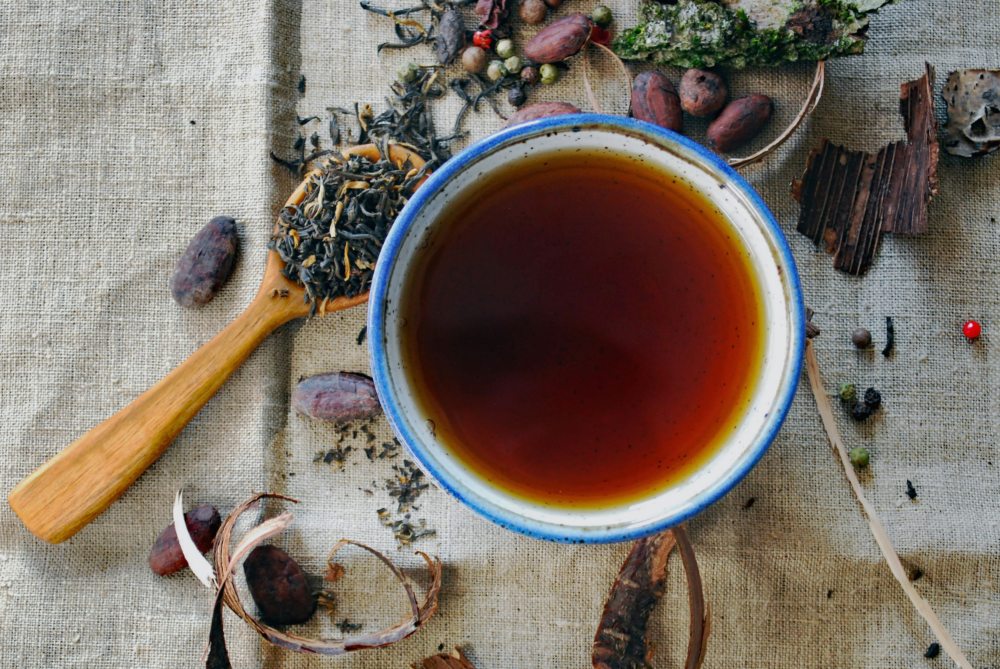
top-left (149, 504), bottom-right (221, 576)
top-left (523, 13), bottom-right (592, 63)
top-left (505, 101), bottom-right (581, 127)
top-left (170, 215), bottom-right (239, 307)
top-left (435, 8), bottom-right (466, 65)
top-left (519, 0), bottom-right (548, 24)
top-left (706, 95), bottom-right (774, 152)
top-left (679, 68), bottom-right (728, 117)
top-left (292, 372), bottom-right (381, 422)
top-left (243, 545), bottom-right (317, 626)
top-left (631, 71), bottom-right (682, 132)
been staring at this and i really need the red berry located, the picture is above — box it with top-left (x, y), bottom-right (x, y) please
top-left (472, 30), bottom-right (493, 49)
top-left (962, 319), bottom-right (982, 340)
top-left (590, 25), bottom-right (612, 46)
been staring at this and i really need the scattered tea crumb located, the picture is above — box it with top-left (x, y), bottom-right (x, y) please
top-left (743, 497), bottom-right (756, 509)
top-left (297, 115), bottom-right (320, 125)
top-left (882, 317), bottom-right (895, 357)
top-left (298, 75), bottom-right (307, 94)
top-left (924, 642), bottom-right (941, 658)
top-left (805, 308), bottom-right (821, 339)
top-left (365, 441), bottom-right (401, 461)
top-left (357, 325), bottom-right (368, 345)
top-left (438, 643), bottom-right (446, 652)
top-left (337, 619), bottom-right (363, 634)
top-left (826, 589), bottom-right (833, 599)
top-left (377, 508), bottom-right (436, 546)
top-left (189, 119), bottom-right (196, 126)
top-left (910, 567), bottom-right (924, 581)
top-left (387, 460), bottom-right (430, 512)
top-left (906, 480), bottom-right (918, 500)
top-left (315, 444), bottom-right (353, 468)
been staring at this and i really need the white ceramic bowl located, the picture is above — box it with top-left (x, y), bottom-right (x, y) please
top-left (369, 114), bottom-right (804, 543)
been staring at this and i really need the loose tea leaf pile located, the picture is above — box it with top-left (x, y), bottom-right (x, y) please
top-left (614, 0), bottom-right (895, 68)
top-left (270, 144), bottom-right (427, 311)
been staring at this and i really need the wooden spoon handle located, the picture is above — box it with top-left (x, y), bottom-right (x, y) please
top-left (8, 292), bottom-right (300, 543)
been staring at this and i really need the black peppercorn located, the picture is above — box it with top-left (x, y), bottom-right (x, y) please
top-left (508, 86), bottom-right (526, 107)
top-left (851, 327), bottom-right (872, 348)
top-left (863, 387), bottom-right (882, 409)
top-left (850, 402), bottom-right (873, 421)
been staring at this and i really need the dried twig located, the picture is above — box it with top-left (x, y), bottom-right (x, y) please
top-left (803, 341), bottom-right (973, 669)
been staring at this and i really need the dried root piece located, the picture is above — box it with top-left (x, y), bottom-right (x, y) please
top-left (593, 525), bottom-right (709, 669)
top-left (803, 342), bottom-right (973, 669)
top-left (173, 492), bottom-right (442, 669)
top-left (414, 647), bottom-right (478, 668)
top-left (942, 69), bottom-right (1000, 157)
top-left (793, 64), bottom-right (939, 275)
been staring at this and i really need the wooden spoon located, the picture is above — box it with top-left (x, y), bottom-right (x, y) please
top-left (8, 143), bottom-right (426, 543)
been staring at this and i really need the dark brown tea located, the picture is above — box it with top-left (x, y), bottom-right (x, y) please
top-left (403, 149), bottom-right (764, 508)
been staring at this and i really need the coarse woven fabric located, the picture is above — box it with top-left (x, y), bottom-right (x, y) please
top-left (0, 1), bottom-right (997, 667)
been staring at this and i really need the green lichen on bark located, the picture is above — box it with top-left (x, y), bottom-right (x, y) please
top-left (613, 0), bottom-right (896, 68)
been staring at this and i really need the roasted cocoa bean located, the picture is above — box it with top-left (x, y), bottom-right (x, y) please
top-left (523, 13), bottom-right (592, 63)
top-left (292, 371), bottom-right (381, 422)
top-left (243, 545), bottom-right (316, 626)
top-left (630, 71), bottom-right (682, 132)
top-left (679, 68), bottom-right (727, 117)
top-left (706, 94), bottom-right (774, 152)
top-left (435, 8), bottom-right (465, 65)
top-left (505, 102), bottom-right (581, 127)
top-left (170, 215), bottom-right (239, 308)
top-left (149, 504), bottom-right (221, 576)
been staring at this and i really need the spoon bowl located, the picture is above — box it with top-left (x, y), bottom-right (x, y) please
top-left (8, 143), bottom-right (425, 543)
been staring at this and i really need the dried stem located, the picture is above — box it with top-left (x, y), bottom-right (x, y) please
top-left (729, 60), bottom-right (825, 169)
top-left (582, 41), bottom-right (633, 116)
top-left (804, 341), bottom-right (973, 669)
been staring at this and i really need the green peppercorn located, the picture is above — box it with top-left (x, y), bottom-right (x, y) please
top-left (591, 4), bottom-right (613, 27)
top-left (495, 38), bottom-right (516, 59)
top-left (837, 383), bottom-right (856, 402)
top-left (539, 63), bottom-right (559, 85)
top-left (397, 62), bottom-right (418, 83)
top-left (849, 447), bottom-right (870, 470)
top-left (486, 60), bottom-right (508, 81)
top-left (504, 56), bottom-right (523, 74)
top-left (521, 66), bottom-right (540, 85)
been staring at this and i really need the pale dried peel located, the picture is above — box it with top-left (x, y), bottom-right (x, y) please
top-left (804, 342), bottom-right (973, 669)
top-left (173, 491), bottom-right (216, 588)
top-left (179, 492), bottom-right (441, 668)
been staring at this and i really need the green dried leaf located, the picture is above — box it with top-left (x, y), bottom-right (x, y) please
top-left (613, 0), bottom-right (897, 68)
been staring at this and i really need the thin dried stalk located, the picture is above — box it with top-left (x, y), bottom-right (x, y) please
top-left (804, 341), bottom-right (973, 669)
top-left (593, 525), bottom-right (709, 668)
top-left (582, 41), bottom-right (633, 116)
top-left (178, 492), bottom-right (441, 668)
top-left (729, 60), bottom-right (825, 169)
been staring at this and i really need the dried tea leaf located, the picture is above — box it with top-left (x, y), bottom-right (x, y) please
top-left (793, 64), bottom-right (938, 275)
top-left (593, 525), bottom-right (709, 669)
top-left (435, 8), bottom-right (466, 65)
top-left (614, 0), bottom-right (896, 68)
top-left (205, 493), bottom-right (442, 668)
top-left (942, 69), bottom-right (1000, 157)
top-left (414, 647), bottom-right (478, 668)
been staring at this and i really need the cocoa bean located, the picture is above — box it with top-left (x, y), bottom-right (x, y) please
top-left (292, 372), bottom-right (381, 422)
top-left (679, 68), bottom-right (728, 117)
top-left (505, 102), bottom-right (581, 127)
top-left (170, 215), bottom-right (239, 308)
top-left (243, 545), bottom-right (316, 626)
top-left (523, 13), bottom-right (592, 64)
top-left (630, 71), bottom-right (682, 132)
top-left (706, 95), bottom-right (774, 152)
top-left (149, 504), bottom-right (221, 576)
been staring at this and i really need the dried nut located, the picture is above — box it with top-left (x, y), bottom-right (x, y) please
top-left (505, 101), bottom-right (581, 127)
top-left (461, 46), bottom-right (488, 73)
top-left (851, 327), bottom-right (872, 348)
top-left (706, 94), bottom-right (774, 152)
top-left (679, 68), bottom-right (728, 117)
top-left (630, 71), bottom-right (682, 132)
top-left (149, 504), bottom-right (221, 576)
top-left (520, 66), bottom-right (540, 85)
top-left (292, 372), bottom-right (381, 422)
top-left (170, 216), bottom-right (239, 308)
top-left (519, 0), bottom-right (548, 25)
top-left (523, 13), bottom-right (593, 63)
top-left (243, 545), bottom-right (317, 626)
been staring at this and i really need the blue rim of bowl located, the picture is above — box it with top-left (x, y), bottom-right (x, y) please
top-left (369, 113), bottom-right (805, 544)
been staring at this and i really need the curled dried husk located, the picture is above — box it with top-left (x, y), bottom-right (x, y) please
top-left (173, 492), bottom-right (442, 668)
top-left (593, 525), bottom-right (709, 669)
top-left (942, 69), bottom-right (1000, 157)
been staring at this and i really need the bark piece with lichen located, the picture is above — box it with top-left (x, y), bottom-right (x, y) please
top-left (613, 0), bottom-right (896, 68)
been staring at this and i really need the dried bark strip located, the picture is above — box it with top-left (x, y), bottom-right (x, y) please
top-left (793, 64), bottom-right (938, 275)
top-left (593, 526), bottom-right (709, 669)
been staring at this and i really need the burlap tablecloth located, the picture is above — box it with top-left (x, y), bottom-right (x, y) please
top-left (0, 1), bottom-right (997, 667)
